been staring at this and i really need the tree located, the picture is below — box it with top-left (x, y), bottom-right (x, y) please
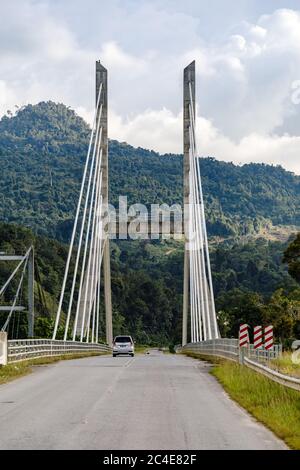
top-left (283, 233), bottom-right (300, 283)
top-left (216, 288), bottom-right (265, 338)
top-left (262, 289), bottom-right (295, 344)
top-left (34, 317), bottom-right (55, 338)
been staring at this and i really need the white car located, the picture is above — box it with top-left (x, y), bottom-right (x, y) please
top-left (113, 335), bottom-right (135, 357)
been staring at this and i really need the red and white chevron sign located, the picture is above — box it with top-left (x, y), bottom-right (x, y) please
top-left (264, 325), bottom-right (274, 350)
top-left (253, 326), bottom-right (263, 349)
top-left (239, 324), bottom-right (249, 347)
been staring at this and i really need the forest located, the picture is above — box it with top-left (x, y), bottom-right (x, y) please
top-left (0, 102), bottom-right (299, 346)
top-left (0, 102), bottom-right (299, 241)
top-left (0, 223), bottom-right (299, 346)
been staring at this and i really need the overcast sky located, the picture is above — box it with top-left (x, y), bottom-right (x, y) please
top-left (1, 0), bottom-right (300, 173)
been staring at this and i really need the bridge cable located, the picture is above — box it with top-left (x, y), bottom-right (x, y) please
top-left (189, 117), bottom-right (211, 340)
top-left (80, 140), bottom-right (103, 341)
top-left (84, 148), bottom-right (104, 342)
top-left (189, 139), bottom-right (203, 341)
top-left (63, 108), bottom-right (103, 341)
top-left (72, 145), bottom-right (103, 341)
top-left (79, 134), bottom-right (104, 341)
top-left (188, 83), bottom-right (219, 340)
top-left (189, 111), bottom-right (209, 340)
top-left (52, 82), bottom-right (103, 339)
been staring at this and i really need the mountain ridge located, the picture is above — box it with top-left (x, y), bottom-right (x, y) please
top-left (0, 101), bottom-right (299, 242)
top-left (0, 102), bottom-right (299, 343)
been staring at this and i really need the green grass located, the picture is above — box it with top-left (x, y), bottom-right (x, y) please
top-left (269, 352), bottom-right (300, 378)
top-left (0, 352), bottom-right (108, 385)
top-left (134, 344), bottom-right (151, 354)
top-left (184, 352), bottom-right (300, 450)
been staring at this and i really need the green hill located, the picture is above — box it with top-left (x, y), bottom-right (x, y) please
top-left (0, 102), bottom-right (299, 344)
top-left (0, 222), bottom-right (298, 343)
top-left (0, 102), bottom-right (299, 242)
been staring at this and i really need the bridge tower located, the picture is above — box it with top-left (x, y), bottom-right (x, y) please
top-left (96, 61), bottom-right (113, 347)
top-left (182, 61), bottom-right (219, 345)
top-left (52, 59), bottom-right (218, 348)
top-left (182, 61), bottom-right (195, 346)
top-left (52, 61), bottom-right (113, 346)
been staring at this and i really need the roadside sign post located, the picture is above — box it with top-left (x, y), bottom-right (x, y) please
top-left (238, 324), bottom-right (249, 364)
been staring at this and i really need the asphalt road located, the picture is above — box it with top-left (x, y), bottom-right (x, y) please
top-left (0, 350), bottom-right (287, 450)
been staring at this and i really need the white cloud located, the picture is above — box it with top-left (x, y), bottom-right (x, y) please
top-left (100, 41), bottom-right (147, 76)
top-left (1, 1), bottom-right (300, 174)
top-left (109, 107), bottom-right (183, 154)
top-left (0, 80), bottom-right (16, 108)
top-left (196, 119), bottom-right (300, 175)
top-left (107, 106), bottom-right (300, 174)
top-left (248, 25), bottom-right (267, 40)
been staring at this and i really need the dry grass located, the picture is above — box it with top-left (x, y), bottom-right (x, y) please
top-left (183, 352), bottom-right (300, 450)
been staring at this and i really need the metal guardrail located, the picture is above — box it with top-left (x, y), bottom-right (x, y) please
top-left (248, 343), bottom-right (282, 362)
top-left (244, 357), bottom-right (300, 391)
top-left (182, 339), bottom-right (239, 362)
top-left (182, 339), bottom-right (300, 392)
top-left (6, 339), bottom-right (111, 363)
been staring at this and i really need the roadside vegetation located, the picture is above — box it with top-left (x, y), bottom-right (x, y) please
top-left (185, 353), bottom-right (300, 450)
top-left (134, 344), bottom-right (150, 353)
top-left (269, 352), bottom-right (300, 378)
top-left (0, 352), bottom-right (107, 386)
top-left (1, 222), bottom-right (300, 347)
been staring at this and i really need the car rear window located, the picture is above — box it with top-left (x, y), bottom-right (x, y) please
top-left (114, 336), bottom-right (132, 343)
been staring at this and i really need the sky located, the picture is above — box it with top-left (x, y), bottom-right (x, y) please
top-left (1, 0), bottom-right (300, 173)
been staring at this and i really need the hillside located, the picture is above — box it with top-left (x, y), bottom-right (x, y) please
top-left (0, 102), bottom-right (299, 242)
top-left (0, 222), bottom-right (298, 343)
top-left (0, 102), bottom-right (299, 344)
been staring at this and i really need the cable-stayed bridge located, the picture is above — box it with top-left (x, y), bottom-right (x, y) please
top-left (45, 60), bottom-right (219, 347)
top-left (0, 59), bottom-right (219, 351)
top-left (0, 60), bottom-right (288, 451)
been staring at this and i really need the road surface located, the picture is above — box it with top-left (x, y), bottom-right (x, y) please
top-left (0, 350), bottom-right (287, 449)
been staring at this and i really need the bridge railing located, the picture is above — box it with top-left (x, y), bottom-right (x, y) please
top-left (181, 339), bottom-right (281, 363)
top-left (180, 339), bottom-right (239, 361)
top-left (247, 343), bottom-right (282, 362)
top-left (5, 339), bottom-right (111, 364)
top-left (181, 339), bottom-right (300, 391)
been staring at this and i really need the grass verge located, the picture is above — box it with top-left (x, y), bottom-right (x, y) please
top-left (134, 344), bottom-right (152, 354)
top-left (184, 352), bottom-right (300, 450)
top-left (269, 352), bottom-right (300, 378)
top-left (0, 352), bottom-right (108, 386)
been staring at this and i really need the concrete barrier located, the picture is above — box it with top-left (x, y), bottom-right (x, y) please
top-left (0, 332), bottom-right (8, 366)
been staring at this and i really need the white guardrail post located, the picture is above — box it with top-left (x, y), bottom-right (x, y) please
top-left (0, 332), bottom-right (8, 366)
top-left (238, 346), bottom-right (244, 364)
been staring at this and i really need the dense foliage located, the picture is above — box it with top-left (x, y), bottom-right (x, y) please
top-left (0, 102), bottom-right (299, 345)
top-left (0, 223), bottom-right (298, 344)
top-left (283, 233), bottom-right (300, 283)
top-left (0, 102), bottom-right (299, 242)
